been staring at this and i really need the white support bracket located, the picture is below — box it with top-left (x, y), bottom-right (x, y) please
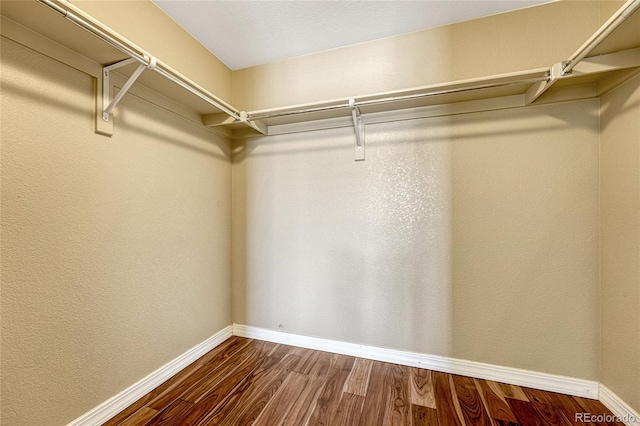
top-left (102, 56), bottom-right (156, 122)
top-left (349, 98), bottom-right (365, 161)
top-left (570, 47), bottom-right (640, 75)
top-left (526, 48), bottom-right (640, 105)
top-left (525, 62), bottom-right (563, 105)
top-left (239, 111), bottom-right (269, 135)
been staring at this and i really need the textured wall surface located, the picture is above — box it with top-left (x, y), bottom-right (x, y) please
top-left (232, 1), bottom-right (601, 110)
top-left (0, 38), bottom-right (232, 425)
top-left (232, 99), bottom-right (600, 380)
top-left (600, 73), bottom-right (640, 412)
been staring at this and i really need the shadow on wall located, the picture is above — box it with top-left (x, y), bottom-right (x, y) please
top-left (2, 85), bottom-right (230, 163)
top-left (599, 92), bottom-right (640, 132)
top-left (117, 97), bottom-right (231, 162)
top-left (231, 100), bottom-right (600, 379)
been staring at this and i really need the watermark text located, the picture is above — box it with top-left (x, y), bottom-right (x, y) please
top-left (575, 412), bottom-right (637, 423)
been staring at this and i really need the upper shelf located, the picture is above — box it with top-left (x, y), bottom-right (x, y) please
top-left (247, 70), bottom-right (548, 127)
top-left (2, 0), bottom-right (640, 139)
top-left (244, 0), bottom-right (640, 133)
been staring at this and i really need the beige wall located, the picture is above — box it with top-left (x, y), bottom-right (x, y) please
top-left (600, 73), bottom-right (640, 412)
top-left (232, 1), bottom-right (603, 111)
top-left (600, 0), bottom-right (626, 25)
top-left (0, 38), bottom-right (232, 425)
top-left (232, 98), bottom-right (601, 379)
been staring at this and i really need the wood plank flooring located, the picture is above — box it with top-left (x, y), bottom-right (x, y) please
top-left (105, 337), bottom-right (621, 426)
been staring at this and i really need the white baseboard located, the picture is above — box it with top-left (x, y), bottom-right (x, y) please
top-left (599, 385), bottom-right (640, 426)
top-left (232, 324), bottom-right (599, 399)
top-left (67, 325), bottom-right (233, 426)
top-left (65, 323), bottom-right (639, 426)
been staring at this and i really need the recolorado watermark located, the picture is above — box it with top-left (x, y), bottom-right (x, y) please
top-left (575, 412), bottom-right (637, 423)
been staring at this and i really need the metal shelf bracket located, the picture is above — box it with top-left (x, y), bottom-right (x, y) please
top-left (349, 98), bottom-right (365, 161)
top-left (102, 56), bottom-right (156, 122)
top-left (239, 111), bottom-right (268, 135)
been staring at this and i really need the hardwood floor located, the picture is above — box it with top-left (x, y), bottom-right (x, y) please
top-left (105, 337), bottom-right (621, 426)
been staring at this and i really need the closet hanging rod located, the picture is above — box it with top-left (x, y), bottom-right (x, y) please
top-left (37, 0), bottom-right (266, 135)
top-left (247, 76), bottom-right (548, 121)
top-left (563, 0), bottom-right (640, 75)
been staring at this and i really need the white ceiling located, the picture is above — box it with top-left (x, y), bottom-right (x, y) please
top-left (153, 0), bottom-right (553, 70)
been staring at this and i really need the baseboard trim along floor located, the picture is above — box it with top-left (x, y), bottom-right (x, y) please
top-left (232, 324), bottom-right (599, 399)
top-left (234, 324), bottom-right (638, 426)
top-left (67, 323), bottom-right (639, 426)
top-left (67, 325), bottom-right (232, 426)
top-left (599, 384), bottom-right (640, 426)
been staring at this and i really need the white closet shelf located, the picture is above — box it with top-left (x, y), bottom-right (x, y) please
top-left (2, 0), bottom-right (640, 140)
top-left (243, 0), bottom-right (640, 136)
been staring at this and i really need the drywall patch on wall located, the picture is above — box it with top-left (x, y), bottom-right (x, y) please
top-left (232, 99), bottom-right (600, 381)
top-left (0, 38), bottom-right (232, 425)
top-left (600, 73), bottom-right (640, 413)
